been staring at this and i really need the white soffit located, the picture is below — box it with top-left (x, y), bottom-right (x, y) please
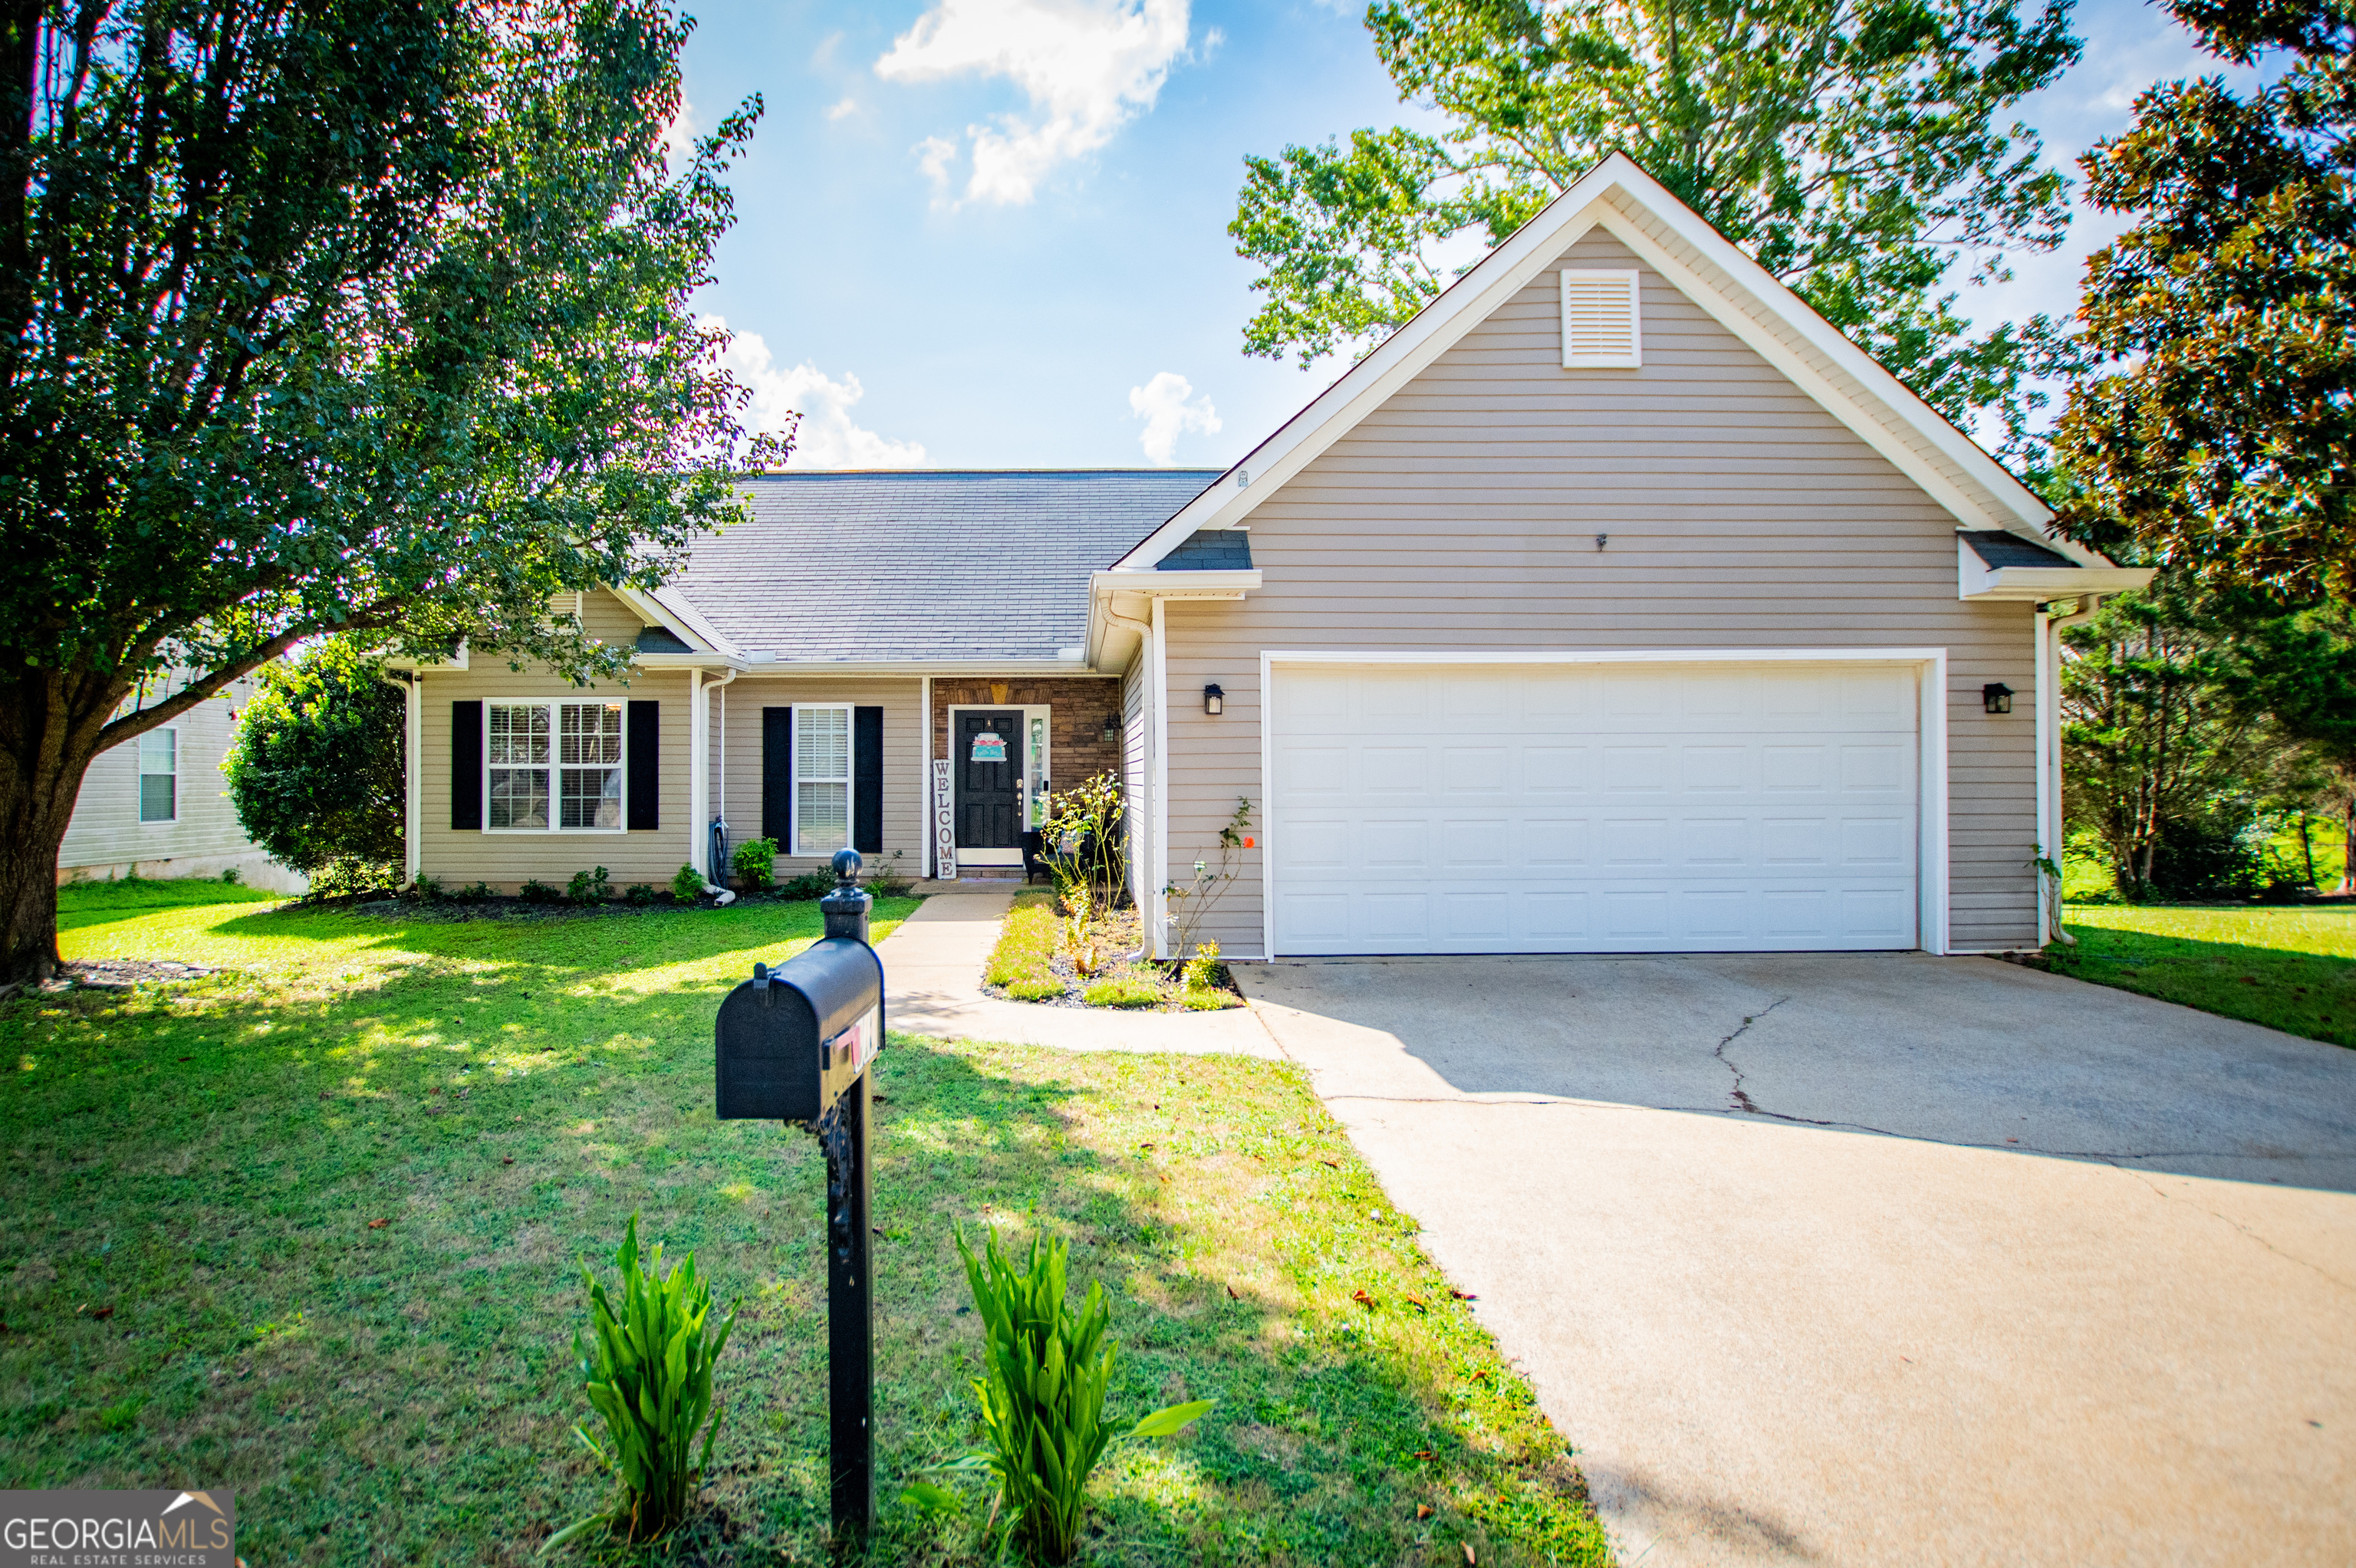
top-left (1111, 152), bottom-right (2101, 571)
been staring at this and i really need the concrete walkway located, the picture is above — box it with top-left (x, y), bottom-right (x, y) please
top-left (1239, 952), bottom-right (2356, 1568)
top-left (877, 890), bottom-right (1281, 1057)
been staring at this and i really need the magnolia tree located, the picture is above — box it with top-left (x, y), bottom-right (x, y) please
top-left (0, 0), bottom-right (782, 984)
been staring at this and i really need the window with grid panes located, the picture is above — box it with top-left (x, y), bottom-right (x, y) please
top-left (794, 705), bottom-right (851, 855)
top-left (137, 728), bottom-right (177, 822)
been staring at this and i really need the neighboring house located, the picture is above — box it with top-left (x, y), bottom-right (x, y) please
top-left (58, 672), bottom-right (308, 892)
top-left (390, 155), bottom-right (2147, 958)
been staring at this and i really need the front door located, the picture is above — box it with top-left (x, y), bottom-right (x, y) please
top-left (955, 709), bottom-right (1025, 860)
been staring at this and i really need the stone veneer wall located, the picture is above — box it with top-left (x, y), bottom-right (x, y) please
top-left (931, 677), bottom-right (1122, 798)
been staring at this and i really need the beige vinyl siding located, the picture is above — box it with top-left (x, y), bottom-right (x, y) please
top-left (1120, 651), bottom-right (1150, 911)
top-left (1163, 227), bottom-right (2038, 955)
top-left (60, 674), bottom-right (267, 876)
top-left (715, 677), bottom-right (925, 882)
top-left (416, 591), bottom-right (693, 890)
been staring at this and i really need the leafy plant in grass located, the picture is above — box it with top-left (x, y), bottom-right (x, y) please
top-left (670, 864), bottom-right (706, 903)
top-left (548, 1214), bottom-right (738, 1553)
top-left (731, 837), bottom-right (777, 892)
top-left (919, 1227), bottom-right (1210, 1563)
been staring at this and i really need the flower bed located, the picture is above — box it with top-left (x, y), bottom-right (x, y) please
top-left (982, 889), bottom-right (1244, 1011)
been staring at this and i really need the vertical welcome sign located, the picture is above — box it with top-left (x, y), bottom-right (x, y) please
top-left (930, 758), bottom-right (955, 880)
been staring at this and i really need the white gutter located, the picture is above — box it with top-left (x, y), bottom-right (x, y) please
top-left (1960, 541), bottom-right (2153, 601)
top-left (377, 671), bottom-right (423, 886)
top-left (689, 667), bottom-right (707, 878)
top-left (1086, 568), bottom-right (1262, 669)
top-left (1150, 596), bottom-right (1170, 961)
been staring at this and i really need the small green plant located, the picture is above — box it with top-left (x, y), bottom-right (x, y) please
top-left (1182, 940), bottom-right (1221, 992)
top-left (410, 873), bottom-right (444, 900)
top-left (455, 880), bottom-right (492, 903)
top-left (923, 1227), bottom-right (1210, 1563)
top-left (1038, 771), bottom-right (1129, 906)
top-left (1163, 797), bottom-right (1253, 957)
top-left (775, 869), bottom-right (833, 900)
top-left (567, 866), bottom-right (613, 904)
top-left (625, 883), bottom-right (656, 906)
top-left (670, 863), bottom-right (705, 903)
top-left (218, 866), bottom-right (242, 886)
top-left (870, 848), bottom-right (913, 897)
top-left (97, 1395), bottom-right (141, 1432)
top-left (731, 837), bottom-right (777, 892)
top-left (1061, 886), bottom-right (1102, 977)
top-left (1081, 975), bottom-right (1165, 1008)
top-left (518, 878), bottom-right (560, 905)
top-left (545, 1214), bottom-right (737, 1553)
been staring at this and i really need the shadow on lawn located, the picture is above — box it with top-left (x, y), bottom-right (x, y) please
top-left (2, 944), bottom-right (1592, 1566)
top-left (2053, 916), bottom-right (2356, 1049)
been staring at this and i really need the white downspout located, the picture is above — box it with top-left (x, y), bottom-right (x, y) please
top-left (708, 666), bottom-right (739, 827)
top-left (378, 672), bottom-right (423, 887)
top-left (1150, 596), bottom-right (1170, 960)
top-left (689, 667), bottom-right (707, 876)
top-left (2034, 604), bottom-right (2060, 945)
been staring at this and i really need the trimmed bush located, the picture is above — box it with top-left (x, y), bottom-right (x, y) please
top-left (670, 864), bottom-right (704, 902)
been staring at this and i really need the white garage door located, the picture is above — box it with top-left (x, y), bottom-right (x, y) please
top-left (1269, 662), bottom-right (1921, 955)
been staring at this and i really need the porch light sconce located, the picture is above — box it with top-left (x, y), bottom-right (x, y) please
top-left (1982, 682), bottom-right (2013, 715)
top-left (1101, 712), bottom-right (1120, 744)
top-left (1203, 684), bottom-right (1224, 715)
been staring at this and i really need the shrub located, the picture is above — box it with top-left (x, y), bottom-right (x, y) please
top-left (730, 837), bottom-right (776, 892)
top-left (1082, 975), bottom-right (1165, 1009)
top-left (306, 856), bottom-right (400, 900)
top-left (567, 866), bottom-right (613, 904)
top-left (625, 883), bottom-right (656, 906)
top-left (944, 1227), bottom-right (1209, 1563)
top-left (449, 880), bottom-right (492, 904)
top-left (769, 869), bottom-right (829, 900)
top-left (222, 635), bottom-right (405, 874)
top-left (1181, 940), bottom-right (1220, 992)
top-left (2148, 809), bottom-right (2265, 899)
top-left (410, 873), bottom-right (445, 900)
top-left (218, 866), bottom-right (242, 886)
top-left (870, 849), bottom-right (914, 897)
top-left (669, 864), bottom-right (705, 903)
top-left (548, 1214), bottom-right (737, 1552)
top-left (518, 879), bottom-right (560, 905)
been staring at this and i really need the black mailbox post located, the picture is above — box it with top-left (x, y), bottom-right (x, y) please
top-left (713, 849), bottom-right (882, 1546)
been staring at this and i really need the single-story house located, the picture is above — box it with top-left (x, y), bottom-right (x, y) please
top-left (59, 671), bottom-right (309, 892)
top-left (390, 154), bottom-right (2147, 958)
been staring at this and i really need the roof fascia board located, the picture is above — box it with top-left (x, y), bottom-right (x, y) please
top-left (1086, 570), bottom-right (1263, 668)
top-left (608, 584), bottom-right (738, 659)
top-left (732, 659), bottom-right (1108, 677)
top-left (1958, 538), bottom-right (2154, 600)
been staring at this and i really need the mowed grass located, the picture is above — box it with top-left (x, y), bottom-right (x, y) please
top-left (2055, 901), bottom-right (2356, 1047)
top-left (3, 882), bottom-right (1608, 1566)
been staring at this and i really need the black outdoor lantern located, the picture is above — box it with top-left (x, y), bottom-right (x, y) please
top-left (712, 848), bottom-right (883, 1545)
top-left (1983, 682), bottom-right (2014, 715)
top-left (1101, 711), bottom-right (1120, 745)
top-left (1203, 683), bottom-right (1224, 715)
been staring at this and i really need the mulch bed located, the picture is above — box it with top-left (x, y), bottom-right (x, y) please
top-left (989, 899), bottom-right (1246, 1012)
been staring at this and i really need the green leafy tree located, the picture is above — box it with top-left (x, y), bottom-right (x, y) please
top-left (1229, 0), bottom-right (2083, 459)
top-left (2053, 0), bottom-right (2356, 603)
top-left (2060, 587), bottom-right (2271, 898)
top-left (2226, 603), bottom-right (2356, 889)
top-left (0, 0), bottom-right (779, 984)
top-left (222, 639), bottom-right (404, 881)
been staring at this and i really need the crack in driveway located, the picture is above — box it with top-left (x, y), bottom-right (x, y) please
top-left (1713, 996), bottom-right (1789, 1114)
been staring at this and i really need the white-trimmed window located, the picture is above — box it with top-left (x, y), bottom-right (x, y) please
top-left (1561, 268), bottom-right (1642, 368)
top-left (487, 702), bottom-right (624, 831)
top-left (137, 728), bottom-right (177, 823)
top-left (794, 705), bottom-right (851, 856)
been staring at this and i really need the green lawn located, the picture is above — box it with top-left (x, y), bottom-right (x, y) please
top-left (2, 881), bottom-right (1607, 1566)
top-left (2055, 901), bottom-right (2356, 1047)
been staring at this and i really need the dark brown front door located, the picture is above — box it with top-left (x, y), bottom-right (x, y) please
top-left (956, 709), bottom-right (1024, 851)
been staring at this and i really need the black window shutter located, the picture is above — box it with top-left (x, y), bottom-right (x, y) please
top-left (626, 701), bottom-right (659, 830)
top-left (451, 702), bottom-right (482, 830)
top-left (762, 707), bottom-right (792, 846)
top-left (854, 705), bottom-right (884, 855)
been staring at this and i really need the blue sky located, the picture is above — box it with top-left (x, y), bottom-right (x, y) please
top-left (676, 0), bottom-right (2243, 471)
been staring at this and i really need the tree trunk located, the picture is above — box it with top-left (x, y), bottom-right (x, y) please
top-left (0, 668), bottom-right (124, 988)
top-left (2341, 792), bottom-right (2355, 897)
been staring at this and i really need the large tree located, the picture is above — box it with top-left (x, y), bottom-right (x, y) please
top-left (0, 0), bottom-right (776, 985)
top-left (1229, 0), bottom-right (2083, 459)
top-left (2053, 0), bottom-right (2356, 603)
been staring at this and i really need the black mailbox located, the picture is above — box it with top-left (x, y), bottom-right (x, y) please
top-left (714, 938), bottom-right (882, 1124)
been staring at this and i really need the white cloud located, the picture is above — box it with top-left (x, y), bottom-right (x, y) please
top-left (660, 97), bottom-right (699, 169)
top-left (1127, 371), bottom-right (1219, 465)
top-left (875, 0), bottom-right (1193, 205)
top-left (707, 317), bottom-right (927, 470)
top-left (825, 96), bottom-right (858, 121)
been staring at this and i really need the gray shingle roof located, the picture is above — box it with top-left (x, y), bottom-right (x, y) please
top-left (671, 470), bottom-right (1219, 662)
top-left (1961, 530), bottom-right (2074, 570)
top-left (1157, 528), bottom-right (1252, 570)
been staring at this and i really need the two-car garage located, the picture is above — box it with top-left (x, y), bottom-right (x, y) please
top-left (1265, 657), bottom-right (1936, 956)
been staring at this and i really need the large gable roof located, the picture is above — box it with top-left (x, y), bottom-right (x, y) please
top-left (1111, 153), bottom-right (2105, 572)
top-left (669, 469), bottom-right (1216, 663)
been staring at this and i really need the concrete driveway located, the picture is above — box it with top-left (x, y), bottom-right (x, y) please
top-left (1236, 953), bottom-right (2356, 1566)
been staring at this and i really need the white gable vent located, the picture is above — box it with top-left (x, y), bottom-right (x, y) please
top-left (1560, 269), bottom-right (1641, 369)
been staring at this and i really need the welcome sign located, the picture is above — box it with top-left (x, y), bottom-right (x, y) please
top-left (2, 1490), bottom-right (237, 1566)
